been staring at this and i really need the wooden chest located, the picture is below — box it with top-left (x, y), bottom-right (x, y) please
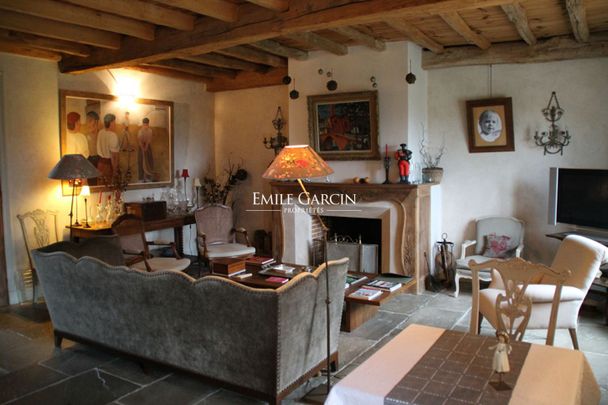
top-left (124, 201), bottom-right (167, 221)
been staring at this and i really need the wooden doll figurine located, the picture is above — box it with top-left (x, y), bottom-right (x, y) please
top-left (394, 143), bottom-right (412, 184)
top-left (489, 331), bottom-right (512, 390)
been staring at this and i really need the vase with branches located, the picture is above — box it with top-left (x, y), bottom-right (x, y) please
top-left (419, 124), bottom-right (446, 183)
top-left (200, 160), bottom-right (248, 205)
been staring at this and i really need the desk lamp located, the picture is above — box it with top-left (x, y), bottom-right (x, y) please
top-left (48, 154), bottom-right (100, 239)
top-left (262, 145), bottom-right (335, 392)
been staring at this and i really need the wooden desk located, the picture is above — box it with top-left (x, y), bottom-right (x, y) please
top-left (69, 213), bottom-right (195, 256)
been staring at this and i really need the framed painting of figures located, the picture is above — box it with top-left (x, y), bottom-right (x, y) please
top-left (59, 90), bottom-right (174, 193)
top-left (307, 91), bottom-right (380, 160)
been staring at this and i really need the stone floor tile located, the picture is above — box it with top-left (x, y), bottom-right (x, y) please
top-left (100, 358), bottom-right (172, 386)
top-left (400, 306), bottom-right (467, 330)
top-left (349, 310), bottom-right (406, 340)
top-left (40, 344), bottom-right (117, 375)
top-left (0, 336), bottom-right (60, 372)
top-left (197, 388), bottom-right (265, 404)
top-left (0, 364), bottom-right (66, 403)
top-left (119, 373), bottom-right (218, 405)
top-left (378, 292), bottom-right (433, 315)
top-left (11, 369), bottom-right (136, 405)
top-left (426, 291), bottom-right (473, 312)
top-left (336, 333), bottom-right (375, 367)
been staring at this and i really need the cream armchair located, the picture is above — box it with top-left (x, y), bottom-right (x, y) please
top-left (469, 235), bottom-right (608, 349)
top-left (454, 216), bottom-right (524, 297)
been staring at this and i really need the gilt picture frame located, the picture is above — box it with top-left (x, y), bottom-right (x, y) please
top-left (466, 97), bottom-right (514, 153)
top-left (59, 90), bottom-right (174, 193)
top-left (307, 91), bottom-right (380, 160)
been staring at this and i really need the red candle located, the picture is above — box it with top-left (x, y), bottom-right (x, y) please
top-left (385, 144), bottom-right (388, 156)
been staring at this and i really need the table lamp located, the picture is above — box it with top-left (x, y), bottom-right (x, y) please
top-left (48, 154), bottom-right (100, 239)
top-left (262, 145), bottom-right (334, 392)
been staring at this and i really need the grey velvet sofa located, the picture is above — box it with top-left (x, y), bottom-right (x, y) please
top-left (32, 237), bottom-right (348, 404)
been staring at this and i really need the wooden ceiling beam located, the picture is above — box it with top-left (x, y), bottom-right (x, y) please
top-left (332, 26), bottom-right (386, 51)
top-left (286, 32), bottom-right (348, 55)
top-left (206, 66), bottom-right (287, 92)
top-left (62, 0), bottom-right (195, 31)
top-left (565, 0), bottom-right (589, 43)
top-left (501, 3), bottom-right (537, 46)
top-left (150, 59), bottom-right (238, 79)
top-left (0, 10), bottom-right (121, 49)
top-left (180, 53), bottom-right (267, 72)
top-left (440, 12), bottom-right (491, 50)
top-left (216, 46), bottom-right (287, 67)
top-left (0, 0), bottom-right (155, 41)
top-left (0, 29), bottom-right (90, 57)
top-left (244, 0), bottom-right (289, 12)
top-left (0, 38), bottom-right (61, 60)
top-left (385, 18), bottom-right (444, 54)
top-left (154, 0), bottom-right (238, 23)
top-left (422, 34), bottom-right (608, 69)
top-left (250, 39), bottom-right (308, 60)
top-left (128, 65), bottom-right (213, 83)
top-left (59, 0), bottom-right (513, 73)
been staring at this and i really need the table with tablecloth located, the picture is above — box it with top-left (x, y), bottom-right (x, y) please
top-left (326, 324), bottom-right (600, 405)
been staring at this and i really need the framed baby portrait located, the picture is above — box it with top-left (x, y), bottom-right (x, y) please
top-left (59, 90), bottom-right (174, 193)
top-left (466, 97), bottom-right (514, 153)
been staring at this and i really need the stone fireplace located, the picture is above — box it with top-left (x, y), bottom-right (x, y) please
top-left (269, 182), bottom-right (434, 293)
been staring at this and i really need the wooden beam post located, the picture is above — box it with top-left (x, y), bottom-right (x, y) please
top-left (332, 26), bottom-right (386, 51)
top-left (205, 67), bottom-right (287, 92)
top-left (129, 65), bottom-right (213, 83)
top-left (501, 3), bottom-right (537, 46)
top-left (180, 54), bottom-right (268, 72)
top-left (440, 12), bottom-right (491, 50)
top-left (385, 18), bottom-right (444, 54)
top-left (0, 38), bottom-right (62, 60)
top-left (565, 0), bottom-right (589, 43)
top-left (150, 59), bottom-right (237, 78)
top-left (250, 40), bottom-right (309, 60)
top-left (244, 0), bottom-right (288, 12)
top-left (286, 32), bottom-right (348, 55)
top-left (0, 29), bottom-right (90, 57)
top-left (153, 0), bottom-right (238, 23)
top-left (215, 46), bottom-right (287, 67)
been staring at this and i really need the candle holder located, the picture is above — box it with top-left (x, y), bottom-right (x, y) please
top-left (383, 154), bottom-right (391, 184)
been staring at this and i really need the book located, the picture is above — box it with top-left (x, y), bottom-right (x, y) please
top-left (233, 272), bottom-right (253, 280)
top-left (266, 276), bottom-right (289, 284)
top-left (269, 264), bottom-right (295, 273)
top-left (245, 256), bottom-right (276, 267)
top-left (211, 258), bottom-right (246, 275)
top-left (345, 274), bottom-right (368, 286)
top-left (365, 279), bottom-right (402, 292)
top-left (349, 287), bottom-right (382, 300)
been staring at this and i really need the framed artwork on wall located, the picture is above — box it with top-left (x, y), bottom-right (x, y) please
top-left (466, 97), bottom-right (514, 153)
top-left (307, 90), bottom-right (380, 160)
top-left (59, 90), bottom-right (174, 193)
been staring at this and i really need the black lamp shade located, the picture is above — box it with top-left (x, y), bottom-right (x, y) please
top-left (48, 154), bottom-right (100, 180)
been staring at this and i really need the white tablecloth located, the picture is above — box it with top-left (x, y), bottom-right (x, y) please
top-left (326, 324), bottom-right (600, 405)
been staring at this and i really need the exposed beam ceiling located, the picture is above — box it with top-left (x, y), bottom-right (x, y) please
top-left (0, 10), bottom-right (121, 49)
top-left (59, 0), bottom-right (512, 73)
top-left (332, 26), bottom-right (386, 51)
top-left (0, 0), bottom-right (155, 40)
top-left (151, 59), bottom-right (238, 79)
top-left (422, 34), bottom-right (608, 69)
top-left (129, 65), bottom-right (213, 83)
top-left (206, 67), bottom-right (287, 92)
top-left (180, 53), bottom-right (267, 72)
top-left (440, 12), bottom-right (491, 50)
top-left (385, 18), bottom-right (444, 54)
top-left (0, 29), bottom-right (90, 57)
top-left (286, 32), bottom-right (348, 55)
top-left (0, 38), bottom-right (61, 60)
top-left (565, 0), bottom-right (589, 43)
top-left (244, 0), bottom-right (288, 12)
top-left (501, 3), bottom-right (537, 46)
top-left (215, 46), bottom-right (287, 67)
top-left (153, 0), bottom-right (238, 23)
top-left (249, 40), bottom-right (308, 60)
top-left (62, 0), bottom-right (195, 31)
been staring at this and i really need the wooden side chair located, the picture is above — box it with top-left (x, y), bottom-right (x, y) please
top-left (17, 209), bottom-right (59, 303)
top-left (111, 214), bottom-right (190, 273)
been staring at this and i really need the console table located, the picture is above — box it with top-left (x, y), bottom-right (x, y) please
top-left (69, 213), bottom-right (195, 256)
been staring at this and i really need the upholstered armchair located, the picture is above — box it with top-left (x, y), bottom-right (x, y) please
top-left (454, 216), bottom-right (524, 297)
top-left (194, 204), bottom-right (255, 270)
top-left (470, 235), bottom-right (608, 349)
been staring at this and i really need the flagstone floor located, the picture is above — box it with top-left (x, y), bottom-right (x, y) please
top-left (1, 285), bottom-right (606, 404)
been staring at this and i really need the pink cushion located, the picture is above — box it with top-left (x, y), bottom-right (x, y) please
top-left (482, 233), bottom-right (513, 258)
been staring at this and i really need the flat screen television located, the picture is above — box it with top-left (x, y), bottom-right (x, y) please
top-left (548, 168), bottom-right (608, 229)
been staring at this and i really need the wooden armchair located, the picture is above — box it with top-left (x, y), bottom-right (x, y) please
top-left (111, 214), bottom-right (190, 273)
top-left (194, 204), bottom-right (255, 270)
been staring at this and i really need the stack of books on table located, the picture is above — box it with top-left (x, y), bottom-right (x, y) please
top-left (348, 287), bottom-right (383, 301)
top-left (365, 279), bottom-right (402, 292)
top-left (245, 256), bottom-right (275, 268)
top-left (345, 274), bottom-right (368, 289)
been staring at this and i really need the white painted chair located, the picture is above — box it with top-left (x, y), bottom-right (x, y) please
top-left (469, 235), bottom-right (608, 349)
top-left (17, 209), bottom-right (59, 303)
top-left (453, 216), bottom-right (524, 297)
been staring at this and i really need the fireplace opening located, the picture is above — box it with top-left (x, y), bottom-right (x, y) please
top-left (314, 216), bottom-right (382, 273)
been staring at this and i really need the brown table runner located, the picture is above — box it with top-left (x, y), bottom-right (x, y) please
top-left (384, 330), bottom-right (531, 405)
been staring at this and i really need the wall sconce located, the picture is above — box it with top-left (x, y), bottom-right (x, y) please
top-left (263, 107), bottom-right (288, 155)
top-left (534, 91), bottom-right (571, 155)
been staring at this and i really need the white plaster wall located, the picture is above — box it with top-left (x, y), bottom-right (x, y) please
top-left (288, 43), bottom-right (414, 183)
top-left (0, 54), bottom-right (214, 303)
top-left (428, 58), bottom-right (608, 264)
top-left (406, 42), bottom-right (429, 182)
top-left (214, 85), bottom-right (288, 234)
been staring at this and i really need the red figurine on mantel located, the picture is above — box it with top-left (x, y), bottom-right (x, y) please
top-left (395, 143), bottom-right (412, 184)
